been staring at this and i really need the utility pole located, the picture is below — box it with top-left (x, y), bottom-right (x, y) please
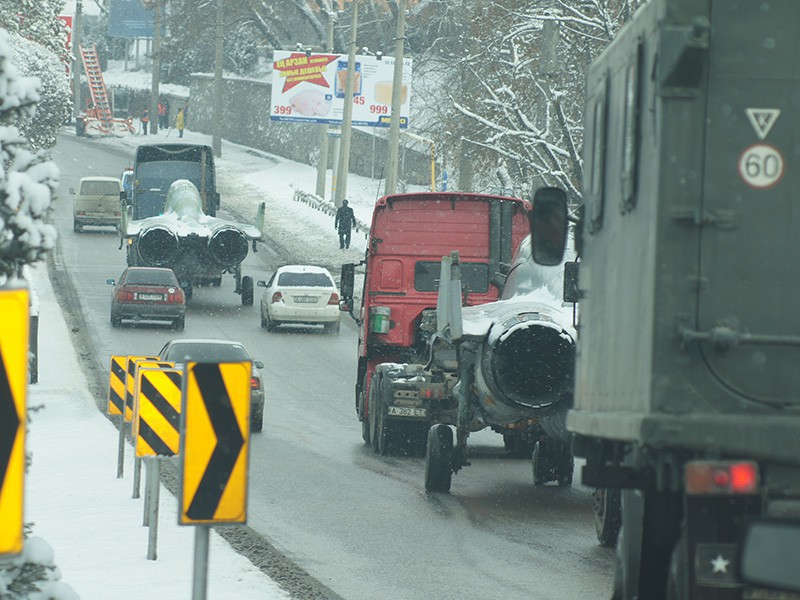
top-left (149, 0), bottom-right (162, 134)
top-left (212, 0), bottom-right (224, 156)
top-left (72, 0), bottom-right (82, 118)
top-left (383, 0), bottom-right (408, 195)
top-left (334, 0), bottom-right (358, 207)
top-left (315, 3), bottom-right (336, 197)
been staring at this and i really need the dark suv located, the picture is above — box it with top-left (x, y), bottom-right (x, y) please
top-left (158, 338), bottom-right (265, 432)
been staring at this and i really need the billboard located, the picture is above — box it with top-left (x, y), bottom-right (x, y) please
top-left (270, 51), bottom-right (412, 128)
top-left (108, 0), bottom-right (154, 38)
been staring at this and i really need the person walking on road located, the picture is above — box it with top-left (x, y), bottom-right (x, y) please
top-left (157, 99), bottom-right (167, 129)
top-left (335, 199), bottom-right (355, 249)
top-left (140, 107), bottom-right (150, 135)
top-left (175, 107), bottom-right (185, 138)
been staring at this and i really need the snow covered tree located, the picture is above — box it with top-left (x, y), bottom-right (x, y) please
top-left (0, 29), bottom-right (58, 281)
top-left (0, 0), bottom-right (70, 64)
top-left (410, 0), bottom-right (644, 198)
top-left (9, 32), bottom-right (72, 150)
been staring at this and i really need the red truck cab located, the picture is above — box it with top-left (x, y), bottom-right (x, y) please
top-left (341, 192), bottom-right (531, 446)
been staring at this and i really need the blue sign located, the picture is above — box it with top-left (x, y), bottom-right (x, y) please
top-left (108, 0), bottom-right (155, 39)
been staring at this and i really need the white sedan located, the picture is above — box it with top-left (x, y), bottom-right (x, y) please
top-left (258, 265), bottom-right (341, 333)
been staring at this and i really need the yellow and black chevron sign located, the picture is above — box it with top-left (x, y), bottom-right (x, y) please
top-left (107, 355), bottom-right (127, 416)
top-left (135, 366), bottom-right (181, 458)
top-left (179, 361), bottom-right (250, 525)
top-left (124, 355), bottom-right (159, 422)
top-left (0, 288), bottom-right (29, 555)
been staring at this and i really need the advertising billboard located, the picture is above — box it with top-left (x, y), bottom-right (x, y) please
top-left (270, 51), bottom-right (412, 128)
top-left (108, 0), bottom-right (155, 38)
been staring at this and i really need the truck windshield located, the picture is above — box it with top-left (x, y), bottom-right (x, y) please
top-left (136, 161), bottom-right (203, 191)
top-left (414, 261), bottom-right (489, 293)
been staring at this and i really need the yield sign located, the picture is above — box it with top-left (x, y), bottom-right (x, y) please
top-left (0, 288), bottom-right (29, 555)
top-left (745, 108), bottom-right (780, 140)
top-left (179, 361), bottom-right (250, 525)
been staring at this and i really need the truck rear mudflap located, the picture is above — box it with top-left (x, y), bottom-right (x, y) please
top-left (568, 411), bottom-right (800, 466)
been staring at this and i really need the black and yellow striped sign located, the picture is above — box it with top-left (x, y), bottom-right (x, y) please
top-left (135, 366), bottom-right (181, 458)
top-left (107, 355), bottom-right (127, 415)
top-left (179, 361), bottom-right (250, 525)
top-left (0, 288), bottom-right (29, 555)
top-left (124, 356), bottom-right (159, 421)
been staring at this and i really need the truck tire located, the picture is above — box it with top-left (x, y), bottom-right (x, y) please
top-left (424, 424), bottom-right (453, 493)
top-left (594, 488), bottom-right (622, 547)
top-left (369, 376), bottom-right (381, 452)
top-left (373, 374), bottom-right (399, 455)
top-left (532, 440), bottom-right (548, 485)
top-left (358, 388), bottom-right (370, 445)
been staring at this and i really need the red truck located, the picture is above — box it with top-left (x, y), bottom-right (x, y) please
top-left (339, 192), bottom-right (532, 456)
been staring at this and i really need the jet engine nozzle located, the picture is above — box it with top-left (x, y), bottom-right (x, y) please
top-left (138, 226), bottom-right (179, 266)
top-left (477, 316), bottom-right (575, 413)
top-left (208, 227), bottom-right (248, 268)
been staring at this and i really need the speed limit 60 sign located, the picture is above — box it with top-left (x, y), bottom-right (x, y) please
top-left (738, 143), bottom-right (784, 189)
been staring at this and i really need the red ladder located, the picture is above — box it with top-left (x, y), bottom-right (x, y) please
top-left (80, 44), bottom-right (113, 132)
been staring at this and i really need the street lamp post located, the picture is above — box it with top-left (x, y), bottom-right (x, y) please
top-left (384, 0), bottom-right (408, 195)
top-left (334, 0), bottom-right (359, 208)
top-left (212, 0), bottom-right (224, 156)
top-left (315, 3), bottom-right (336, 198)
top-left (149, 0), bottom-right (162, 135)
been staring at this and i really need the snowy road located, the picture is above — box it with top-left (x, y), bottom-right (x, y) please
top-left (48, 133), bottom-right (615, 599)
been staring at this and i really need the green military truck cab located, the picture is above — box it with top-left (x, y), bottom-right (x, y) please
top-left (532, 1), bottom-right (800, 598)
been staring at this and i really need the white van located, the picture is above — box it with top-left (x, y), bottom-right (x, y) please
top-left (72, 176), bottom-right (122, 232)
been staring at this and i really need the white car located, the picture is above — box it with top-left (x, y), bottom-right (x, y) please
top-left (258, 265), bottom-right (341, 333)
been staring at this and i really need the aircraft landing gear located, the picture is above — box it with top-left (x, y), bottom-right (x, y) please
top-left (241, 275), bottom-right (253, 306)
top-left (532, 437), bottom-right (574, 486)
top-left (425, 424), bottom-right (453, 492)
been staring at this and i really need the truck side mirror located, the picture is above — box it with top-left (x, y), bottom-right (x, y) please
top-left (530, 187), bottom-right (568, 266)
top-left (563, 261), bottom-right (580, 303)
top-left (740, 520), bottom-right (800, 593)
top-left (340, 263), bottom-right (355, 302)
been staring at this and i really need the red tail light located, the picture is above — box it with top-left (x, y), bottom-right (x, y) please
top-left (167, 288), bottom-right (185, 304)
top-left (116, 290), bottom-right (134, 301)
top-left (327, 292), bottom-right (340, 305)
top-left (685, 461), bottom-right (759, 495)
top-left (271, 291), bottom-right (283, 303)
top-left (250, 376), bottom-right (261, 390)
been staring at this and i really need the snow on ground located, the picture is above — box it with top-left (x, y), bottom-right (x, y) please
top-left (18, 261), bottom-right (291, 600)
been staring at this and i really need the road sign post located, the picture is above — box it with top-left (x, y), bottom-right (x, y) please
top-left (179, 360), bottom-right (251, 599)
top-left (0, 288), bottom-right (29, 555)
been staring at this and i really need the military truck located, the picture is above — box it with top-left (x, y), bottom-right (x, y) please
top-left (126, 144), bottom-right (220, 220)
top-left (530, 0), bottom-right (800, 598)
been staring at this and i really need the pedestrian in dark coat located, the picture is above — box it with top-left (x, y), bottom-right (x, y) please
top-left (335, 199), bottom-right (355, 249)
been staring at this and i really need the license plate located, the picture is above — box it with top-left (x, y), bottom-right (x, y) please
top-left (294, 296), bottom-right (319, 304)
top-left (388, 406), bottom-right (427, 418)
top-left (137, 293), bottom-right (165, 301)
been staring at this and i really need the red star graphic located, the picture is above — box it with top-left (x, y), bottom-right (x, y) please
top-left (273, 53), bottom-right (338, 93)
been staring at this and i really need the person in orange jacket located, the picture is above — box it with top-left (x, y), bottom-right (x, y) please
top-left (140, 107), bottom-right (150, 135)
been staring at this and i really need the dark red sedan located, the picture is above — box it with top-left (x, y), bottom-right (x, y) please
top-left (108, 267), bottom-right (186, 329)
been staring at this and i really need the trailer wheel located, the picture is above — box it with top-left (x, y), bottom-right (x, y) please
top-left (594, 488), bottom-right (622, 547)
top-left (532, 440), bottom-right (548, 485)
top-left (424, 424), bottom-right (453, 493)
top-left (241, 276), bottom-right (254, 306)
